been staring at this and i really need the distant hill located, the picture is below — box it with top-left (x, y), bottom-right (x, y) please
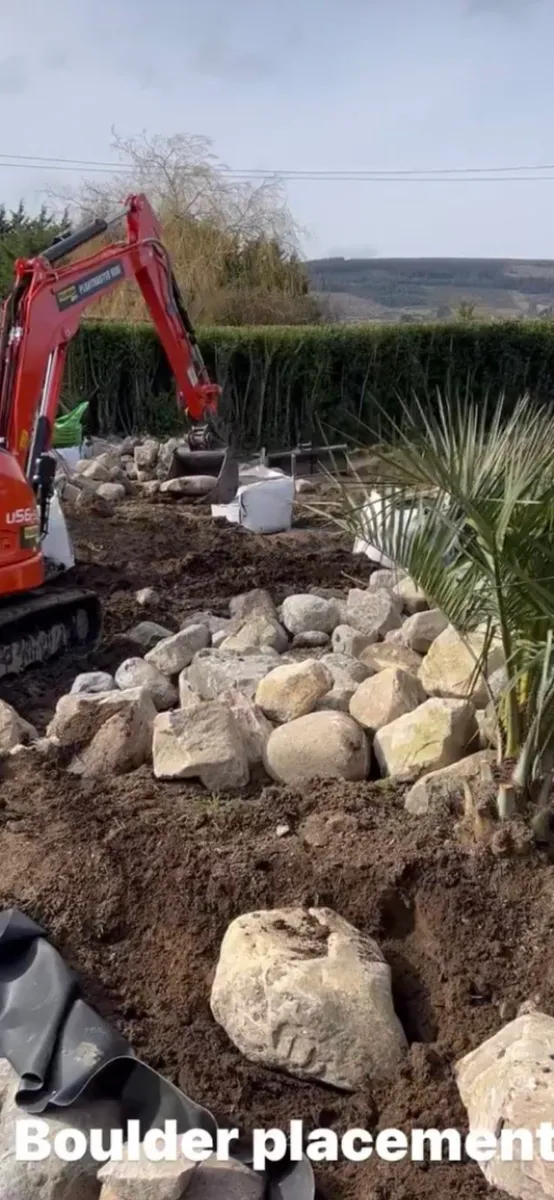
top-left (306, 257), bottom-right (554, 323)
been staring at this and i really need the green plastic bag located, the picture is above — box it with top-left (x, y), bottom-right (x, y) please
top-left (52, 401), bottom-right (90, 449)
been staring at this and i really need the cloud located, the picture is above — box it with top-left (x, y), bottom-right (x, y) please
top-left (0, 55), bottom-right (26, 95)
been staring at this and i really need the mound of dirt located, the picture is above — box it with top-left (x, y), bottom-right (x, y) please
top-left (1, 498), bottom-right (552, 1200)
top-left (2, 756), bottom-right (552, 1200)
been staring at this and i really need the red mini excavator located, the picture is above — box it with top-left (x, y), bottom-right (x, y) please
top-left (0, 193), bottom-right (237, 680)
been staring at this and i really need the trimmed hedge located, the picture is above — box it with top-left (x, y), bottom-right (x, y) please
top-left (64, 320), bottom-right (554, 450)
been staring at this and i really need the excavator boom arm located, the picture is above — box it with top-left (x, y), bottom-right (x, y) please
top-left (0, 193), bottom-right (221, 479)
top-left (0, 193), bottom-right (238, 683)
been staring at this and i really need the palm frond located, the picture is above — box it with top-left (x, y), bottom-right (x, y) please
top-left (319, 384), bottom-right (554, 801)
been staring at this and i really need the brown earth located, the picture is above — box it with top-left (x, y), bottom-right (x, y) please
top-left (1, 498), bottom-right (554, 1200)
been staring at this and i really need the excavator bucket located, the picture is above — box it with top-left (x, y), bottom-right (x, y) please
top-left (166, 444), bottom-right (239, 505)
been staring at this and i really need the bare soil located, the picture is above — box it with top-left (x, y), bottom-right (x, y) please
top-left (1, 498), bottom-right (554, 1200)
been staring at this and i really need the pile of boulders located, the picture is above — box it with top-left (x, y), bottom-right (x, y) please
top-left (3, 571), bottom-right (503, 814)
top-left (2, 565), bottom-right (551, 1200)
top-left (56, 435), bottom-right (220, 516)
top-left (56, 434), bottom-right (317, 516)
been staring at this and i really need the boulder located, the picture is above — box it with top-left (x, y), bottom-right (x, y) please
top-left (0, 701), bottom-right (37, 755)
top-left (99, 1152), bottom-right (264, 1200)
top-left (456, 1012), bottom-right (554, 1200)
top-left (68, 698), bottom-right (154, 778)
top-left (229, 589), bottom-right (277, 621)
top-left (107, 465), bottom-right (133, 494)
top-left (75, 490), bottom-right (114, 517)
top-left (98, 1150), bottom-right (197, 1200)
top-left (404, 750), bottom-right (496, 814)
top-left (115, 658), bottom-right (178, 710)
top-left (134, 438), bottom-right (159, 471)
top-left (119, 439), bottom-right (138, 456)
top-left (47, 687), bottom-right (156, 748)
top-left (59, 480), bottom-right (80, 505)
top-left (281, 594), bottom-right (340, 635)
top-left (80, 459), bottom-right (110, 482)
top-left (219, 689), bottom-right (273, 765)
top-left (255, 659), bottom-right (333, 723)
top-left (152, 704), bottom-right (249, 790)
top-left (72, 457), bottom-right (94, 475)
top-left (145, 624), bottom-right (210, 676)
top-left (396, 609), bottom-right (449, 654)
top-left (127, 621), bottom-right (174, 651)
top-left (188, 649), bottom-right (277, 701)
top-left (91, 443), bottom-right (120, 463)
top-left (475, 702), bottom-right (498, 749)
top-left (373, 698), bottom-right (478, 778)
top-left (178, 674), bottom-right (203, 710)
top-left (264, 711), bottom-right (369, 784)
top-left (186, 1156), bottom-right (264, 1199)
top-left (310, 587), bottom-right (347, 601)
top-left (96, 482), bottom-right (126, 503)
top-left (291, 630), bottom-right (330, 649)
top-left (488, 665), bottom-right (508, 700)
top-left (345, 588), bottom-right (402, 639)
top-left (316, 686), bottom-right (357, 712)
top-left (135, 587), bottom-right (159, 607)
top-left (156, 436), bottom-right (181, 477)
top-left (392, 575), bottom-right (428, 613)
top-left (210, 907), bottom-right (407, 1090)
top-left (349, 667), bottom-right (426, 733)
top-left (0, 1060), bottom-right (120, 1200)
top-left (312, 654), bottom-right (370, 711)
top-left (360, 642), bottom-right (423, 675)
top-left (180, 611), bottom-right (240, 637)
top-left (219, 616), bottom-right (288, 655)
top-left (320, 653), bottom-right (371, 686)
top-left (368, 568), bottom-right (397, 591)
top-left (70, 671), bottom-right (116, 695)
top-left (419, 626), bottom-right (505, 708)
top-left (331, 625), bottom-right (375, 658)
top-left (0, 1058), bottom-right (13, 1104)
top-left (159, 476), bottom-right (215, 497)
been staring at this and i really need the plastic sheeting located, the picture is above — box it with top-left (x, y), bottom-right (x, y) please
top-left (352, 489), bottom-right (423, 568)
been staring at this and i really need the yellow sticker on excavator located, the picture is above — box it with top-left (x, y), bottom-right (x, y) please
top-left (19, 431), bottom-right (29, 451)
top-left (19, 525), bottom-right (39, 550)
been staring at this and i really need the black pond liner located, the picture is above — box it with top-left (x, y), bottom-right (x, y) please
top-left (0, 909), bottom-right (315, 1199)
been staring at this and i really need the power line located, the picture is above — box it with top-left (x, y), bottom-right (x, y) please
top-left (1, 160), bottom-right (554, 183)
top-left (3, 152), bottom-right (554, 174)
top-left (2, 151), bottom-right (554, 182)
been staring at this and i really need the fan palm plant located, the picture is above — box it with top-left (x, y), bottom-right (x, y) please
top-left (318, 388), bottom-right (554, 822)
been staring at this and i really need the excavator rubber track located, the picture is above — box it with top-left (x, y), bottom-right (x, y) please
top-left (0, 587), bottom-right (102, 681)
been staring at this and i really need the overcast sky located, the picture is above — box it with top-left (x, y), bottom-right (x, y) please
top-left (2, 0), bottom-right (552, 259)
